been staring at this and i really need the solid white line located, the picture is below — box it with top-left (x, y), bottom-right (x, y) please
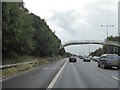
top-left (47, 60), bottom-right (67, 88)
top-left (112, 76), bottom-right (120, 82)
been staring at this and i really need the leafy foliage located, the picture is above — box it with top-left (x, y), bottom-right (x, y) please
top-left (30, 14), bottom-right (62, 57)
top-left (2, 2), bottom-right (66, 59)
top-left (2, 2), bottom-right (35, 58)
top-left (90, 36), bottom-right (120, 56)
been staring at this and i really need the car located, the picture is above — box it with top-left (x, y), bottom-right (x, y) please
top-left (78, 56), bottom-right (83, 59)
top-left (93, 56), bottom-right (100, 62)
top-left (97, 54), bottom-right (120, 69)
top-left (69, 56), bottom-right (77, 62)
top-left (80, 56), bottom-right (83, 59)
top-left (83, 57), bottom-right (91, 62)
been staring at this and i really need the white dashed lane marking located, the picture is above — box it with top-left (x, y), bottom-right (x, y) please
top-left (112, 76), bottom-right (120, 82)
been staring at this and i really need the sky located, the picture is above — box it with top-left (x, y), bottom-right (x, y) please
top-left (23, 0), bottom-right (119, 55)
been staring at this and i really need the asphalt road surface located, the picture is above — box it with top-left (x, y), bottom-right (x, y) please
top-left (2, 58), bottom-right (119, 88)
top-left (52, 58), bottom-right (119, 88)
top-left (2, 59), bottom-right (66, 88)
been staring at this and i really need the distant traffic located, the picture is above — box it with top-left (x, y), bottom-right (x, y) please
top-left (68, 54), bottom-right (120, 69)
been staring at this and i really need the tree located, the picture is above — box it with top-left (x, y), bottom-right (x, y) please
top-left (30, 14), bottom-right (63, 57)
top-left (2, 2), bottom-right (35, 58)
top-left (2, 2), bottom-right (66, 59)
top-left (90, 35), bottom-right (120, 56)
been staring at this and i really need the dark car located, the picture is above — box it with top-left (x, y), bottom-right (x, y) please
top-left (69, 56), bottom-right (77, 62)
top-left (78, 56), bottom-right (83, 59)
top-left (80, 57), bottom-right (83, 59)
top-left (83, 57), bottom-right (91, 62)
top-left (97, 54), bottom-right (120, 69)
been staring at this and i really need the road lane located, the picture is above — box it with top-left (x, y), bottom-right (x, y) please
top-left (47, 60), bottom-right (67, 88)
top-left (2, 58), bottom-right (66, 88)
top-left (53, 58), bottom-right (118, 88)
top-left (2, 57), bottom-right (119, 88)
top-left (83, 59), bottom-right (118, 78)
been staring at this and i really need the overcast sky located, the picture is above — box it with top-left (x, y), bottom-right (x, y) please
top-left (23, 0), bottom-right (119, 55)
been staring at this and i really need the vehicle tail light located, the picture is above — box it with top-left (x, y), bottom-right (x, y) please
top-left (106, 60), bottom-right (109, 63)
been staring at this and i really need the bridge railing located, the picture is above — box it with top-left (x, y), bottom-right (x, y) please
top-left (60, 40), bottom-right (120, 49)
top-left (62, 40), bottom-right (105, 45)
top-left (62, 40), bottom-right (119, 45)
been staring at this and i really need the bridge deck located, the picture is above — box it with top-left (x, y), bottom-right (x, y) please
top-left (60, 40), bottom-right (120, 49)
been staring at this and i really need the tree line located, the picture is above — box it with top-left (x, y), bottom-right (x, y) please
top-left (90, 36), bottom-right (120, 56)
top-left (2, 2), bottom-right (66, 59)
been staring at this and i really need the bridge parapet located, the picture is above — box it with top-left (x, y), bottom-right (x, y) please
top-left (60, 40), bottom-right (120, 49)
top-left (62, 40), bottom-right (105, 45)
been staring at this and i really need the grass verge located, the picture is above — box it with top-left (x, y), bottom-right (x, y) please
top-left (2, 56), bottom-right (37, 65)
top-left (2, 56), bottom-right (61, 79)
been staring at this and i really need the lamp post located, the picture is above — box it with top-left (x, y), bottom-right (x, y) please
top-left (100, 25), bottom-right (114, 54)
top-left (89, 44), bottom-right (90, 56)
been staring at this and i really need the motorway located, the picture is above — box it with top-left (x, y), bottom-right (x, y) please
top-left (52, 58), bottom-right (119, 88)
top-left (2, 58), bottom-right (119, 89)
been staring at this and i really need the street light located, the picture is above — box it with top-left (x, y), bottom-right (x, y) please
top-left (100, 25), bottom-right (114, 54)
top-left (89, 44), bottom-right (90, 56)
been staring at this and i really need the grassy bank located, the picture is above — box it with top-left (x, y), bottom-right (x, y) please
top-left (2, 56), bottom-right (62, 79)
top-left (2, 56), bottom-right (37, 65)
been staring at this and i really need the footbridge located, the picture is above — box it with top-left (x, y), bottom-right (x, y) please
top-left (59, 40), bottom-right (120, 49)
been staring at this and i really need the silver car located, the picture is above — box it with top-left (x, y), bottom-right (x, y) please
top-left (83, 57), bottom-right (91, 62)
top-left (97, 54), bottom-right (120, 69)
